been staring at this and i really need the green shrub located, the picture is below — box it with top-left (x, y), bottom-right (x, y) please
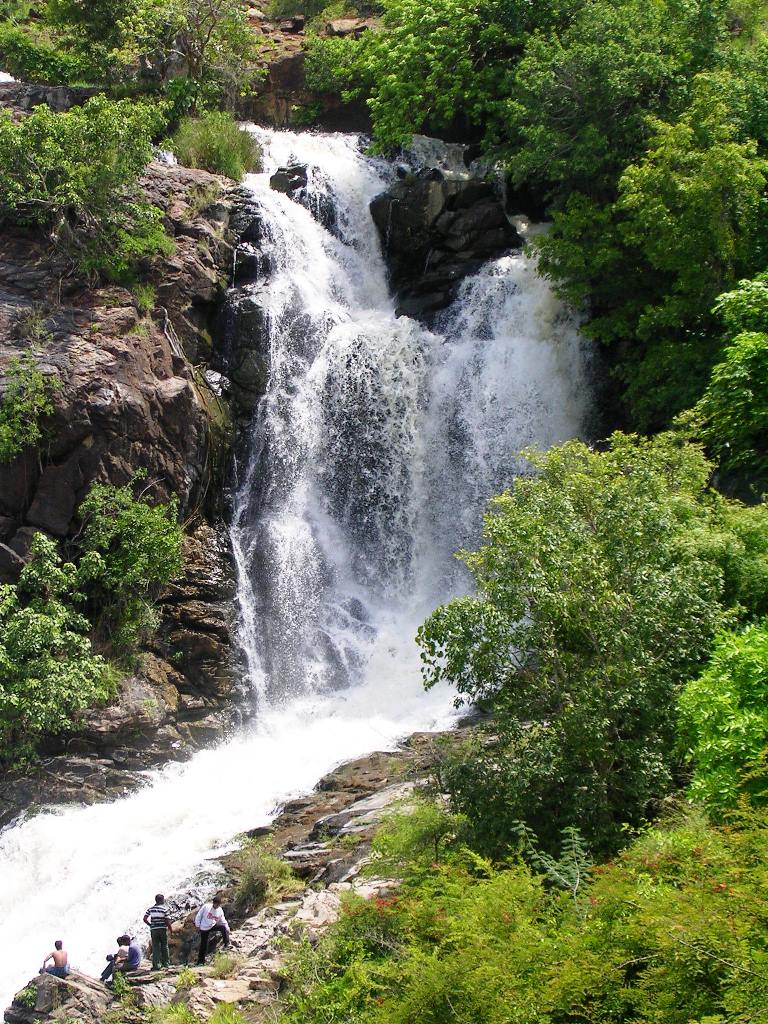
top-left (0, 354), bottom-right (59, 463)
top-left (698, 331), bottom-right (768, 486)
top-left (173, 967), bottom-right (198, 992)
top-left (153, 1006), bottom-right (198, 1024)
top-left (79, 204), bottom-right (175, 286)
top-left (208, 952), bottom-right (239, 979)
top-left (75, 477), bottom-right (183, 660)
top-left (679, 621), bottom-right (768, 814)
top-left (0, 533), bottom-right (118, 765)
top-left (0, 22), bottom-right (92, 84)
top-left (14, 986), bottom-right (37, 1010)
top-left (187, 182), bottom-right (220, 216)
top-left (0, 96), bottom-right (170, 278)
top-left (132, 282), bottom-right (158, 316)
top-left (279, 805), bottom-right (768, 1024)
top-left (270, 0), bottom-right (381, 20)
top-left (170, 112), bottom-right (261, 180)
top-left (0, 2), bottom-right (32, 20)
top-left (206, 1006), bottom-right (250, 1024)
top-left (233, 840), bottom-right (302, 911)
top-left (370, 800), bottom-right (464, 873)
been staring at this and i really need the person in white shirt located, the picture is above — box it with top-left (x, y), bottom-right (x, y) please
top-left (194, 896), bottom-right (230, 965)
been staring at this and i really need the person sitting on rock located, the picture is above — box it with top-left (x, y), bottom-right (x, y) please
top-left (195, 896), bottom-right (230, 965)
top-left (40, 940), bottom-right (70, 979)
top-left (100, 935), bottom-right (141, 982)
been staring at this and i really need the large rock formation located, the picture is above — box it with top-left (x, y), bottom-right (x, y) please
top-left (0, 161), bottom-right (251, 823)
top-left (370, 167), bottom-right (522, 319)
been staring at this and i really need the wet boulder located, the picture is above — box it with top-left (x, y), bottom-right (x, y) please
top-left (217, 288), bottom-right (271, 416)
top-left (369, 169), bottom-right (522, 319)
top-left (270, 164), bottom-right (308, 194)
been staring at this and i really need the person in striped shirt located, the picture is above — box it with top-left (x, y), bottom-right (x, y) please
top-left (143, 894), bottom-right (172, 970)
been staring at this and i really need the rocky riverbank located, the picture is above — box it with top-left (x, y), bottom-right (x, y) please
top-left (4, 725), bottom-right (467, 1024)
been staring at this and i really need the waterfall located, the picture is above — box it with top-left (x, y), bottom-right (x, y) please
top-left (0, 130), bottom-right (593, 1009)
top-left (231, 129), bottom-right (593, 704)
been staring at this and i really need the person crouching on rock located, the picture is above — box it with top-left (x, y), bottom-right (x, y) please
top-left (40, 940), bottom-right (70, 978)
top-left (100, 935), bottom-right (141, 983)
top-left (195, 896), bottom-right (230, 965)
top-left (143, 893), bottom-right (172, 970)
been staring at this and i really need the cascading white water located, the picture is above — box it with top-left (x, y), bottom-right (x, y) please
top-left (0, 130), bottom-right (593, 1008)
top-left (231, 130), bottom-right (594, 700)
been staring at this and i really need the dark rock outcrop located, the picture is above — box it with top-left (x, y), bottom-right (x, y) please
top-left (270, 164), bottom-right (308, 194)
top-left (0, 82), bottom-right (99, 117)
top-left (370, 169), bottom-right (522, 318)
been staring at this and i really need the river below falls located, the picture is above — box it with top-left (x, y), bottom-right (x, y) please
top-left (0, 650), bottom-right (457, 1008)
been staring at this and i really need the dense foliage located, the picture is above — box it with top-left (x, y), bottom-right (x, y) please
top-left (278, 801), bottom-right (768, 1024)
top-left (0, 481), bottom-right (182, 765)
top-left (170, 111), bottom-right (262, 179)
top-left (0, 20), bottom-right (93, 82)
top-left (3, 0), bottom-right (261, 96)
top-left (691, 273), bottom-right (768, 492)
top-left (0, 354), bottom-right (59, 463)
top-left (308, 0), bottom-right (768, 440)
top-left (270, 0), bottom-right (381, 22)
top-left (679, 622), bottom-right (768, 813)
top-left (418, 433), bottom-right (768, 854)
top-left (0, 534), bottom-right (117, 764)
top-left (76, 478), bottom-right (183, 658)
top-left (0, 95), bottom-right (172, 278)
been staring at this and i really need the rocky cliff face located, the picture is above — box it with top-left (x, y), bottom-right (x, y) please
top-left (0, 160), bottom-right (251, 824)
top-left (236, 1), bottom-right (376, 129)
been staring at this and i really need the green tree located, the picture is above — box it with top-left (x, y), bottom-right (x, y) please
top-left (306, 0), bottom-right (571, 151)
top-left (691, 274), bottom-right (768, 488)
top-left (0, 95), bottom-right (171, 277)
top-left (175, 0), bottom-right (260, 96)
top-left (679, 621), bottom-right (768, 813)
top-left (75, 478), bottom-right (183, 658)
top-left (47, 0), bottom-right (183, 78)
top-left (418, 433), bottom-right (768, 853)
top-left (508, 0), bottom-right (730, 200)
top-left (0, 354), bottom-right (59, 463)
top-left (536, 73), bottom-right (768, 429)
top-left (617, 86), bottom-right (768, 344)
top-left (0, 534), bottom-right (117, 765)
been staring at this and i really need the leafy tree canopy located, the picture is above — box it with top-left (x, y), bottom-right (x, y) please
top-left (0, 478), bottom-right (182, 764)
top-left (0, 534), bottom-right (117, 765)
top-left (76, 477), bottom-right (183, 658)
top-left (0, 95), bottom-right (173, 278)
top-left (689, 274), bottom-right (768, 489)
top-left (679, 621), bottom-right (768, 814)
top-left (418, 432), bottom-right (768, 852)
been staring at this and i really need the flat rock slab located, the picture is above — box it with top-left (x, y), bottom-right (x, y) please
top-left (310, 781), bottom-right (416, 838)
